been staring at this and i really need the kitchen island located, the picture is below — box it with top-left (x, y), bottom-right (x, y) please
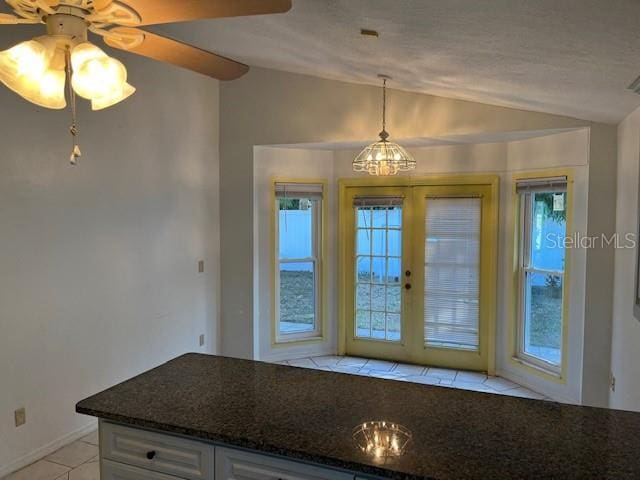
top-left (77, 353), bottom-right (640, 480)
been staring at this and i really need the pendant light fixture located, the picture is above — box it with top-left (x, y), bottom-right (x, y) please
top-left (353, 75), bottom-right (416, 176)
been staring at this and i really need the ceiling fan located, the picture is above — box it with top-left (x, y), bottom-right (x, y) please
top-left (0, 0), bottom-right (292, 110)
top-left (0, 0), bottom-right (291, 163)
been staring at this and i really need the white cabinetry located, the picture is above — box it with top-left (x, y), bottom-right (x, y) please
top-left (99, 422), bottom-right (356, 480)
top-left (215, 447), bottom-right (353, 480)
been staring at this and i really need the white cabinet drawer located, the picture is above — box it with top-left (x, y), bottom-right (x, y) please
top-left (100, 421), bottom-right (214, 480)
top-left (102, 459), bottom-right (184, 480)
top-left (216, 447), bottom-right (352, 480)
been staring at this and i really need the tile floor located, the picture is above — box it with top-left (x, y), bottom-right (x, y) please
top-left (4, 356), bottom-right (547, 480)
top-left (276, 355), bottom-right (549, 400)
top-left (3, 430), bottom-right (99, 480)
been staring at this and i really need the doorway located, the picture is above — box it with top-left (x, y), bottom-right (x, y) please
top-left (339, 177), bottom-right (498, 373)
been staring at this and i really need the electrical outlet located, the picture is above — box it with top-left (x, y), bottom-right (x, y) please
top-left (14, 407), bottom-right (26, 427)
top-left (198, 260), bottom-right (204, 273)
top-left (610, 372), bottom-right (616, 392)
top-left (199, 334), bottom-right (205, 347)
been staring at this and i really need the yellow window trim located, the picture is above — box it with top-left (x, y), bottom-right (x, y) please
top-left (507, 168), bottom-right (574, 384)
top-left (337, 174), bottom-right (499, 375)
top-left (271, 177), bottom-right (328, 348)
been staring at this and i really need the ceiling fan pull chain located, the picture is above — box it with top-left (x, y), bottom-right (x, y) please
top-left (65, 47), bottom-right (82, 166)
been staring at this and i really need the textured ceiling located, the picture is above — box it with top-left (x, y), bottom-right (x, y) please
top-left (155, 0), bottom-right (640, 124)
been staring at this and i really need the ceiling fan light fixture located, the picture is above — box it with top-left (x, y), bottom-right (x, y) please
top-left (0, 37), bottom-right (67, 109)
top-left (91, 81), bottom-right (136, 111)
top-left (70, 42), bottom-right (129, 101)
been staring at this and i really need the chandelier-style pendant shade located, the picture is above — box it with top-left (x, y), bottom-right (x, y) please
top-left (353, 76), bottom-right (416, 176)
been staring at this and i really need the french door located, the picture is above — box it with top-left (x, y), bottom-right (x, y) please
top-left (342, 180), bottom-right (497, 372)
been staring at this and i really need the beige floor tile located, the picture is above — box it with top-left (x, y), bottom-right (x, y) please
top-left (46, 441), bottom-right (98, 469)
top-left (455, 371), bottom-right (488, 383)
top-left (80, 430), bottom-right (99, 446)
top-left (484, 377), bottom-right (520, 392)
top-left (287, 358), bottom-right (317, 368)
top-left (504, 387), bottom-right (546, 400)
top-left (331, 365), bottom-right (362, 373)
top-left (452, 381), bottom-right (497, 393)
top-left (425, 367), bottom-right (457, 380)
top-left (310, 355), bottom-right (342, 367)
top-left (54, 474), bottom-right (69, 480)
top-left (68, 462), bottom-right (99, 480)
top-left (364, 359), bottom-right (395, 372)
top-left (368, 371), bottom-right (405, 379)
top-left (4, 460), bottom-right (70, 480)
top-left (403, 375), bottom-right (441, 385)
top-left (337, 356), bottom-right (369, 367)
top-left (393, 363), bottom-right (426, 375)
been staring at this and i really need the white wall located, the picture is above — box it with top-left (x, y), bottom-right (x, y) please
top-left (253, 147), bottom-right (336, 361)
top-left (220, 67), bottom-right (611, 369)
top-left (610, 106), bottom-right (640, 411)
top-left (0, 47), bottom-right (221, 474)
top-left (500, 130), bottom-right (590, 404)
top-left (253, 130), bottom-right (590, 403)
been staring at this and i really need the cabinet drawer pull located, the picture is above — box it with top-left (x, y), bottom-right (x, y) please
top-left (146, 450), bottom-right (156, 460)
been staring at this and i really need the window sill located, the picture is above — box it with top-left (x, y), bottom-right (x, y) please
top-left (273, 336), bottom-right (324, 347)
top-left (510, 356), bottom-right (564, 382)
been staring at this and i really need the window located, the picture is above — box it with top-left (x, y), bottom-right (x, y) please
top-left (516, 176), bottom-right (568, 373)
top-left (274, 182), bottom-right (323, 342)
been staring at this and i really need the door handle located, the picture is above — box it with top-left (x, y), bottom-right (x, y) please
top-left (405, 283), bottom-right (412, 290)
top-left (405, 270), bottom-right (411, 277)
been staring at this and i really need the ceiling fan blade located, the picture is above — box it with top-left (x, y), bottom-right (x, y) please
top-left (104, 27), bottom-right (249, 81)
top-left (118, 0), bottom-right (292, 26)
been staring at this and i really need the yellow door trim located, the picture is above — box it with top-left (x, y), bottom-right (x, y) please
top-left (338, 175), bottom-right (499, 375)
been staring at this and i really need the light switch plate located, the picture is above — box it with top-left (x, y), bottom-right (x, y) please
top-left (198, 260), bottom-right (204, 273)
top-left (14, 407), bottom-right (26, 427)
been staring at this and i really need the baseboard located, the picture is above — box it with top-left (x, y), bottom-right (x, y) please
top-left (0, 420), bottom-right (98, 478)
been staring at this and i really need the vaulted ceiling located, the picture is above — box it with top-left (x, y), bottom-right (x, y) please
top-left (157, 0), bottom-right (640, 124)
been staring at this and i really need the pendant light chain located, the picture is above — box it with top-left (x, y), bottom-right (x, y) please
top-left (65, 46), bottom-right (82, 166)
top-left (382, 77), bottom-right (386, 134)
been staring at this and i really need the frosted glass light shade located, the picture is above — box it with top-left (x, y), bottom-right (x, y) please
top-left (71, 43), bottom-right (128, 101)
top-left (353, 139), bottom-right (416, 176)
top-left (91, 82), bottom-right (136, 110)
top-left (0, 38), bottom-right (66, 109)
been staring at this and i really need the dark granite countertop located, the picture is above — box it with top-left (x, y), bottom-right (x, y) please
top-left (77, 353), bottom-right (640, 480)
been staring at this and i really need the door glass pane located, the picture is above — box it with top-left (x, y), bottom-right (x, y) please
top-left (372, 230), bottom-right (386, 256)
top-left (357, 256), bottom-right (372, 283)
top-left (279, 261), bottom-right (315, 334)
top-left (354, 203), bottom-right (403, 341)
top-left (530, 192), bottom-right (566, 271)
top-left (387, 258), bottom-right (401, 284)
top-left (523, 273), bottom-right (563, 366)
top-left (424, 197), bottom-right (481, 350)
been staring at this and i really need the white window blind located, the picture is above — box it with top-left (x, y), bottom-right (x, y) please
top-left (424, 197), bottom-right (481, 350)
top-left (516, 176), bottom-right (567, 194)
top-left (353, 196), bottom-right (404, 207)
top-left (275, 182), bottom-right (323, 198)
